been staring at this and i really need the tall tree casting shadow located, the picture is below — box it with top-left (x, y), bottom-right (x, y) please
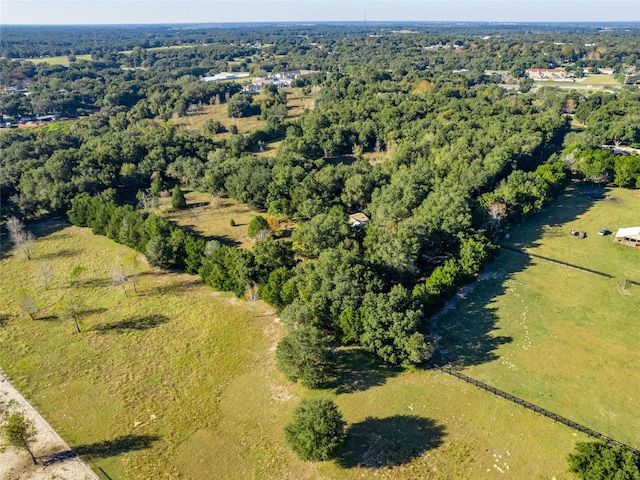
top-left (93, 314), bottom-right (169, 333)
top-left (430, 252), bottom-right (522, 368)
top-left (331, 348), bottom-right (403, 394)
top-left (74, 434), bottom-right (160, 459)
top-left (339, 415), bottom-right (445, 468)
top-left (431, 185), bottom-right (605, 369)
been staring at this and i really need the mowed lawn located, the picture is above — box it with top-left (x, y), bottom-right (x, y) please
top-left (436, 185), bottom-right (640, 448)
top-left (578, 74), bottom-right (621, 86)
top-left (0, 221), bottom-right (589, 479)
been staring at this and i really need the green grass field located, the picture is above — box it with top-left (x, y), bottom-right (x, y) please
top-left (159, 191), bottom-right (263, 249)
top-left (578, 74), bottom-right (621, 86)
top-left (171, 88), bottom-right (313, 139)
top-left (436, 184), bottom-right (640, 448)
top-left (24, 54), bottom-right (92, 66)
top-left (0, 218), bottom-right (590, 479)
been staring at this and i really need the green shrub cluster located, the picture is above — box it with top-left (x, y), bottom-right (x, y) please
top-left (68, 193), bottom-right (204, 273)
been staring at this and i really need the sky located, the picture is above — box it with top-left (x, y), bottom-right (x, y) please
top-left (2, 0), bottom-right (640, 25)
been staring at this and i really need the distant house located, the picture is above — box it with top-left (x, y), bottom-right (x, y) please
top-left (525, 68), bottom-right (567, 80)
top-left (484, 70), bottom-right (511, 80)
top-left (598, 68), bottom-right (615, 75)
top-left (348, 213), bottom-right (370, 228)
top-left (275, 70), bottom-right (314, 80)
top-left (615, 227), bottom-right (640, 248)
top-left (202, 72), bottom-right (250, 82)
top-left (242, 77), bottom-right (290, 93)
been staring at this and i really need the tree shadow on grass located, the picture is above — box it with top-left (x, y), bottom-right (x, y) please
top-left (74, 434), bottom-right (160, 459)
top-left (505, 184), bottom-right (605, 252)
top-left (330, 348), bottom-right (403, 394)
top-left (1, 217), bottom-right (69, 261)
top-left (29, 218), bottom-right (70, 238)
top-left (431, 184), bottom-right (605, 370)
top-left (68, 277), bottom-right (112, 289)
top-left (93, 314), bottom-right (169, 333)
top-left (40, 449), bottom-right (78, 466)
top-left (79, 307), bottom-right (108, 318)
top-left (184, 202), bottom-right (210, 210)
top-left (36, 248), bottom-right (81, 260)
top-left (172, 223), bottom-right (241, 248)
top-left (150, 278), bottom-right (202, 296)
top-left (339, 415), bottom-right (445, 468)
top-left (430, 253), bottom-right (523, 369)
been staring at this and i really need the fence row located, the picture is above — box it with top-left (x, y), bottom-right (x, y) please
top-left (501, 245), bottom-right (640, 286)
top-left (435, 365), bottom-right (640, 458)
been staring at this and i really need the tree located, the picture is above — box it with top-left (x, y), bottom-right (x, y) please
top-left (276, 325), bottom-right (333, 388)
top-left (284, 397), bottom-right (346, 461)
top-left (360, 285), bottom-right (431, 365)
top-left (567, 441), bottom-right (640, 480)
top-left (227, 93), bottom-right (256, 118)
top-left (202, 119), bottom-right (226, 135)
top-left (121, 252), bottom-right (140, 294)
top-left (246, 282), bottom-right (259, 317)
top-left (17, 290), bottom-right (38, 320)
top-left (35, 262), bottom-right (53, 291)
top-left (145, 237), bottom-right (171, 269)
top-left (291, 213), bottom-right (350, 259)
top-left (171, 185), bottom-right (187, 209)
top-left (56, 295), bottom-right (83, 333)
top-left (247, 215), bottom-right (269, 238)
top-left (259, 267), bottom-right (294, 309)
top-left (6, 216), bottom-right (35, 260)
top-left (109, 266), bottom-right (128, 297)
top-left (2, 411), bottom-right (37, 465)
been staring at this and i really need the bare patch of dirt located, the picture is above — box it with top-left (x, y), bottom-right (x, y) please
top-left (0, 368), bottom-right (98, 480)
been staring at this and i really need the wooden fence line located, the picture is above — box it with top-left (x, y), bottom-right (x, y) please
top-left (500, 245), bottom-right (615, 278)
top-left (434, 365), bottom-right (640, 458)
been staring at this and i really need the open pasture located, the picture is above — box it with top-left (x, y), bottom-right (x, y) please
top-left (160, 191), bottom-right (262, 249)
top-left (577, 74), bottom-right (621, 86)
top-left (436, 185), bottom-right (640, 448)
top-left (505, 185), bottom-right (640, 281)
top-left (0, 220), bottom-right (590, 479)
top-left (23, 54), bottom-right (93, 66)
top-left (171, 88), bottom-right (313, 139)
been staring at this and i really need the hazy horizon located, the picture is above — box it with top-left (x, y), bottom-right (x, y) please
top-left (2, 1), bottom-right (640, 25)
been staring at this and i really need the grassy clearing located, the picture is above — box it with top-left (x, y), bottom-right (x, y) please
top-left (578, 74), bottom-right (621, 86)
top-left (159, 191), bottom-right (264, 249)
top-left (436, 185), bottom-right (640, 448)
top-left (171, 88), bottom-right (313, 138)
top-left (24, 55), bottom-right (92, 66)
top-left (119, 45), bottom-right (196, 55)
top-left (171, 103), bottom-right (266, 137)
top-left (0, 221), bottom-right (587, 478)
top-left (0, 220), bottom-right (289, 479)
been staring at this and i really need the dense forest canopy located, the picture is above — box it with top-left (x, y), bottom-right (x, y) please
top-left (2, 23), bottom-right (639, 369)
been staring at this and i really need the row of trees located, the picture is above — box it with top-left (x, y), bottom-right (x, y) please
top-left (565, 148), bottom-right (640, 187)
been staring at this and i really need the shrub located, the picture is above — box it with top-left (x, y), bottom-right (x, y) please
top-left (276, 325), bottom-right (333, 388)
top-left (171, 185), bottom-right (187, 209)
top-left (284, 397), bottom-right (346, 461)
top-left (567, 441), bottom-right (640, 479)
top-left (247, 215), bottom-right (269, 238)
